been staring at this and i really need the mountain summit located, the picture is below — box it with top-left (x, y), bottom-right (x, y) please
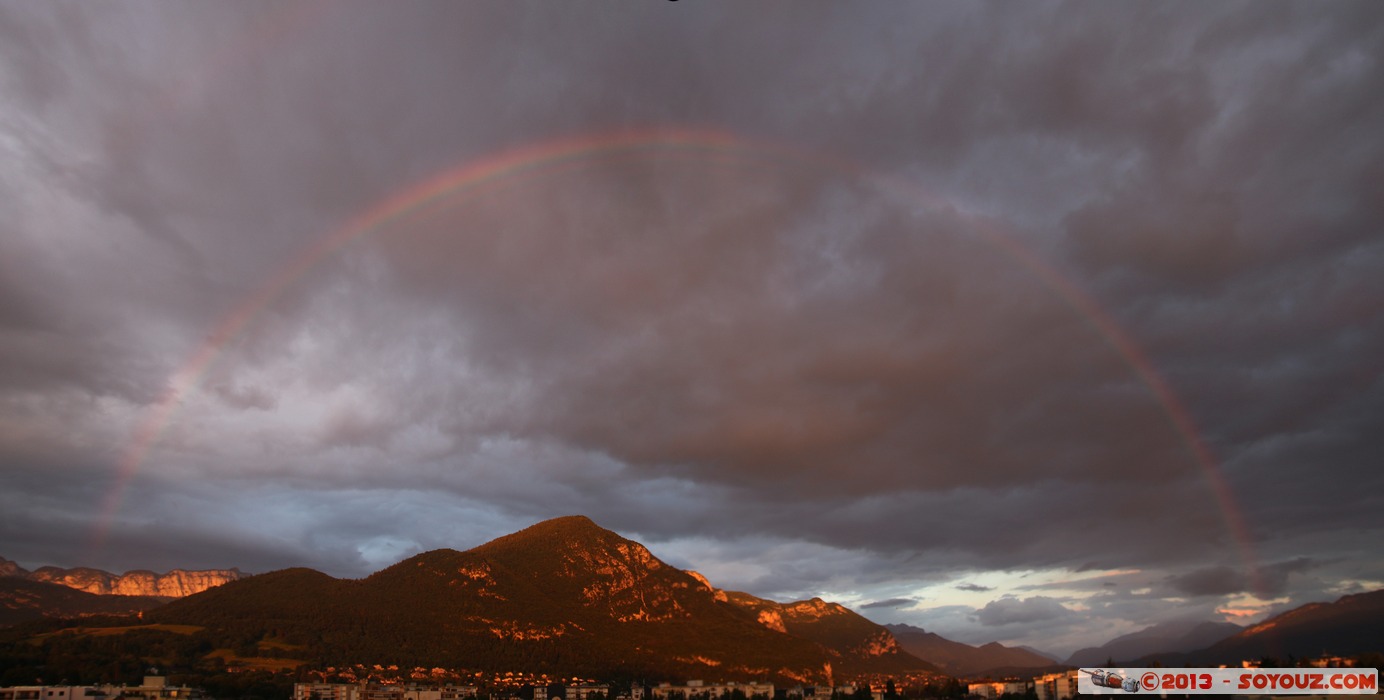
top-left (147, 516), bottom-right (932, 682)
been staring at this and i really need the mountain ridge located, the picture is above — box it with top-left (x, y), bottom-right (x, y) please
top-left (1065, 619), bottom-right (1242, 666)
top-left (10, 524), bottom-right (1381, 680)
top-left (143, 515), bottom-right (934, 683)
top-left (1136, 589), bottom-right (1384, 666)
top-left (0, 555), bottom-right (243, 598)
top-left (880, 623), bottom-right (1056, 675)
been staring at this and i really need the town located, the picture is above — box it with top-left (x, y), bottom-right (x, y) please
top-left (5, 653), bottom-right (1376, 700)
top-left (0, 671), bottom-right (1075, 700)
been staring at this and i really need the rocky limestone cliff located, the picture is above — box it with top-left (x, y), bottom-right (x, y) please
top-left (717, 589), bottom-right (915, 664)
top-left (466, 515), bottom-right (705, 624)
top-left (4, 557), bottom-right (243, 598)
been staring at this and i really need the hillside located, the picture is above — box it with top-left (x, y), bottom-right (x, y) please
top-left (719, 591), bottom-right (938, 674)
top-left (1065, 620), bottom-right (1241, 666)
top-left (0, 578), bottom-right (167, 626)
top-left (145, 516), bottom-right (932, 683)
top-left (1132, 590), bottom-right (1384, 666)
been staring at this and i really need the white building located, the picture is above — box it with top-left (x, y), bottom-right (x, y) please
top-left (297, 684), bottom-right (363, 700)
top-left (404, 687), bottom-right (479, 700)
top-left (295, 683), bottom-right (476, 700)
top-left (966, 681), bottom-right (1027, 699)
top-left (2, 677), bottom-right (203, 700)
top-left (565, 685), bottom-right (610, 700)
top-left (0, 688), bottom-right (111, 700)
top-left (651, 682), bottom-right (773, 700)
top-left (1032, 671), bottom-right (1078, 700)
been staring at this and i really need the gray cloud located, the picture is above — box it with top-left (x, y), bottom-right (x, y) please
top-left (1168, 558), bottom-right (1322, 598)
top-left (1, 0), bottom-right (1382, 654)
top-left (861, 598), bottom-right (918, 610)
top-left (974, 596), bottom-right (1076, 627)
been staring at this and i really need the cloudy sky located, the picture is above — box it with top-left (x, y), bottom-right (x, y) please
top-left (3, 1), bottom-right (1383, 657)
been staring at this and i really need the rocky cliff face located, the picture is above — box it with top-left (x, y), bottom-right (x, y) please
top-left (3, 557), bottom-right (243, 598)
top-left (0, 557), bottom-right (28, 578)
top-left (707, 585), bottom-right (924, 670)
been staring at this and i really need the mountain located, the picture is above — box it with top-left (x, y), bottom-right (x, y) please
top-left (1065, 620), bottom-right (1241, 666)
top-left (0, 557), bottom-right (28, 578)
top-left (884, 623), bottom-right (1056, 676)
top-left (145, 516), bottom-right (932, 683)
top-left (1129, 590), bottom-right (1384, 667)
top-left (0, 577), bottom-right (167, 626)
top-left (717, 590), bottom-right (937, 674)
top-left (1017, 646), bottom-right (1062, 663)
top-left (1, 555), bottom-right (243, 598)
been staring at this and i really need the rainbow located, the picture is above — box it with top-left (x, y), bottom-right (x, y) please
top-left (97, 126), bottom-right (1261, 592)
top-left (96, 127), bottom-right (756, 545)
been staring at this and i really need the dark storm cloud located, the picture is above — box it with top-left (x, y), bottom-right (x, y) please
top-left (372, 167), bottom-right (1192, 497)
top-left (861, 598), bottom-right (917, 610)
top-left (2, 0), bottom-right (1383, 652)
top-left (974, 596), bottom-right (1075, 627)
top-left (1168, 566), bottom-right (1254, 598)
top-left (1168, 558), bottom-right (1321, 598)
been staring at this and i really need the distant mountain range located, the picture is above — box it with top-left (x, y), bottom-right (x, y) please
top-left (4, 524), bottom-right (1382, 681)
top-left (1065, 620), bottom-right (1242, 667)
top-left (884, 623), bottom-right (1056, 676)
top-left (0, 555), bottom-right (242, 598)
top-left (1137, 589), bottom-right (1384, 667)
top-left (1016, 646), bottom-right (1062, 662)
